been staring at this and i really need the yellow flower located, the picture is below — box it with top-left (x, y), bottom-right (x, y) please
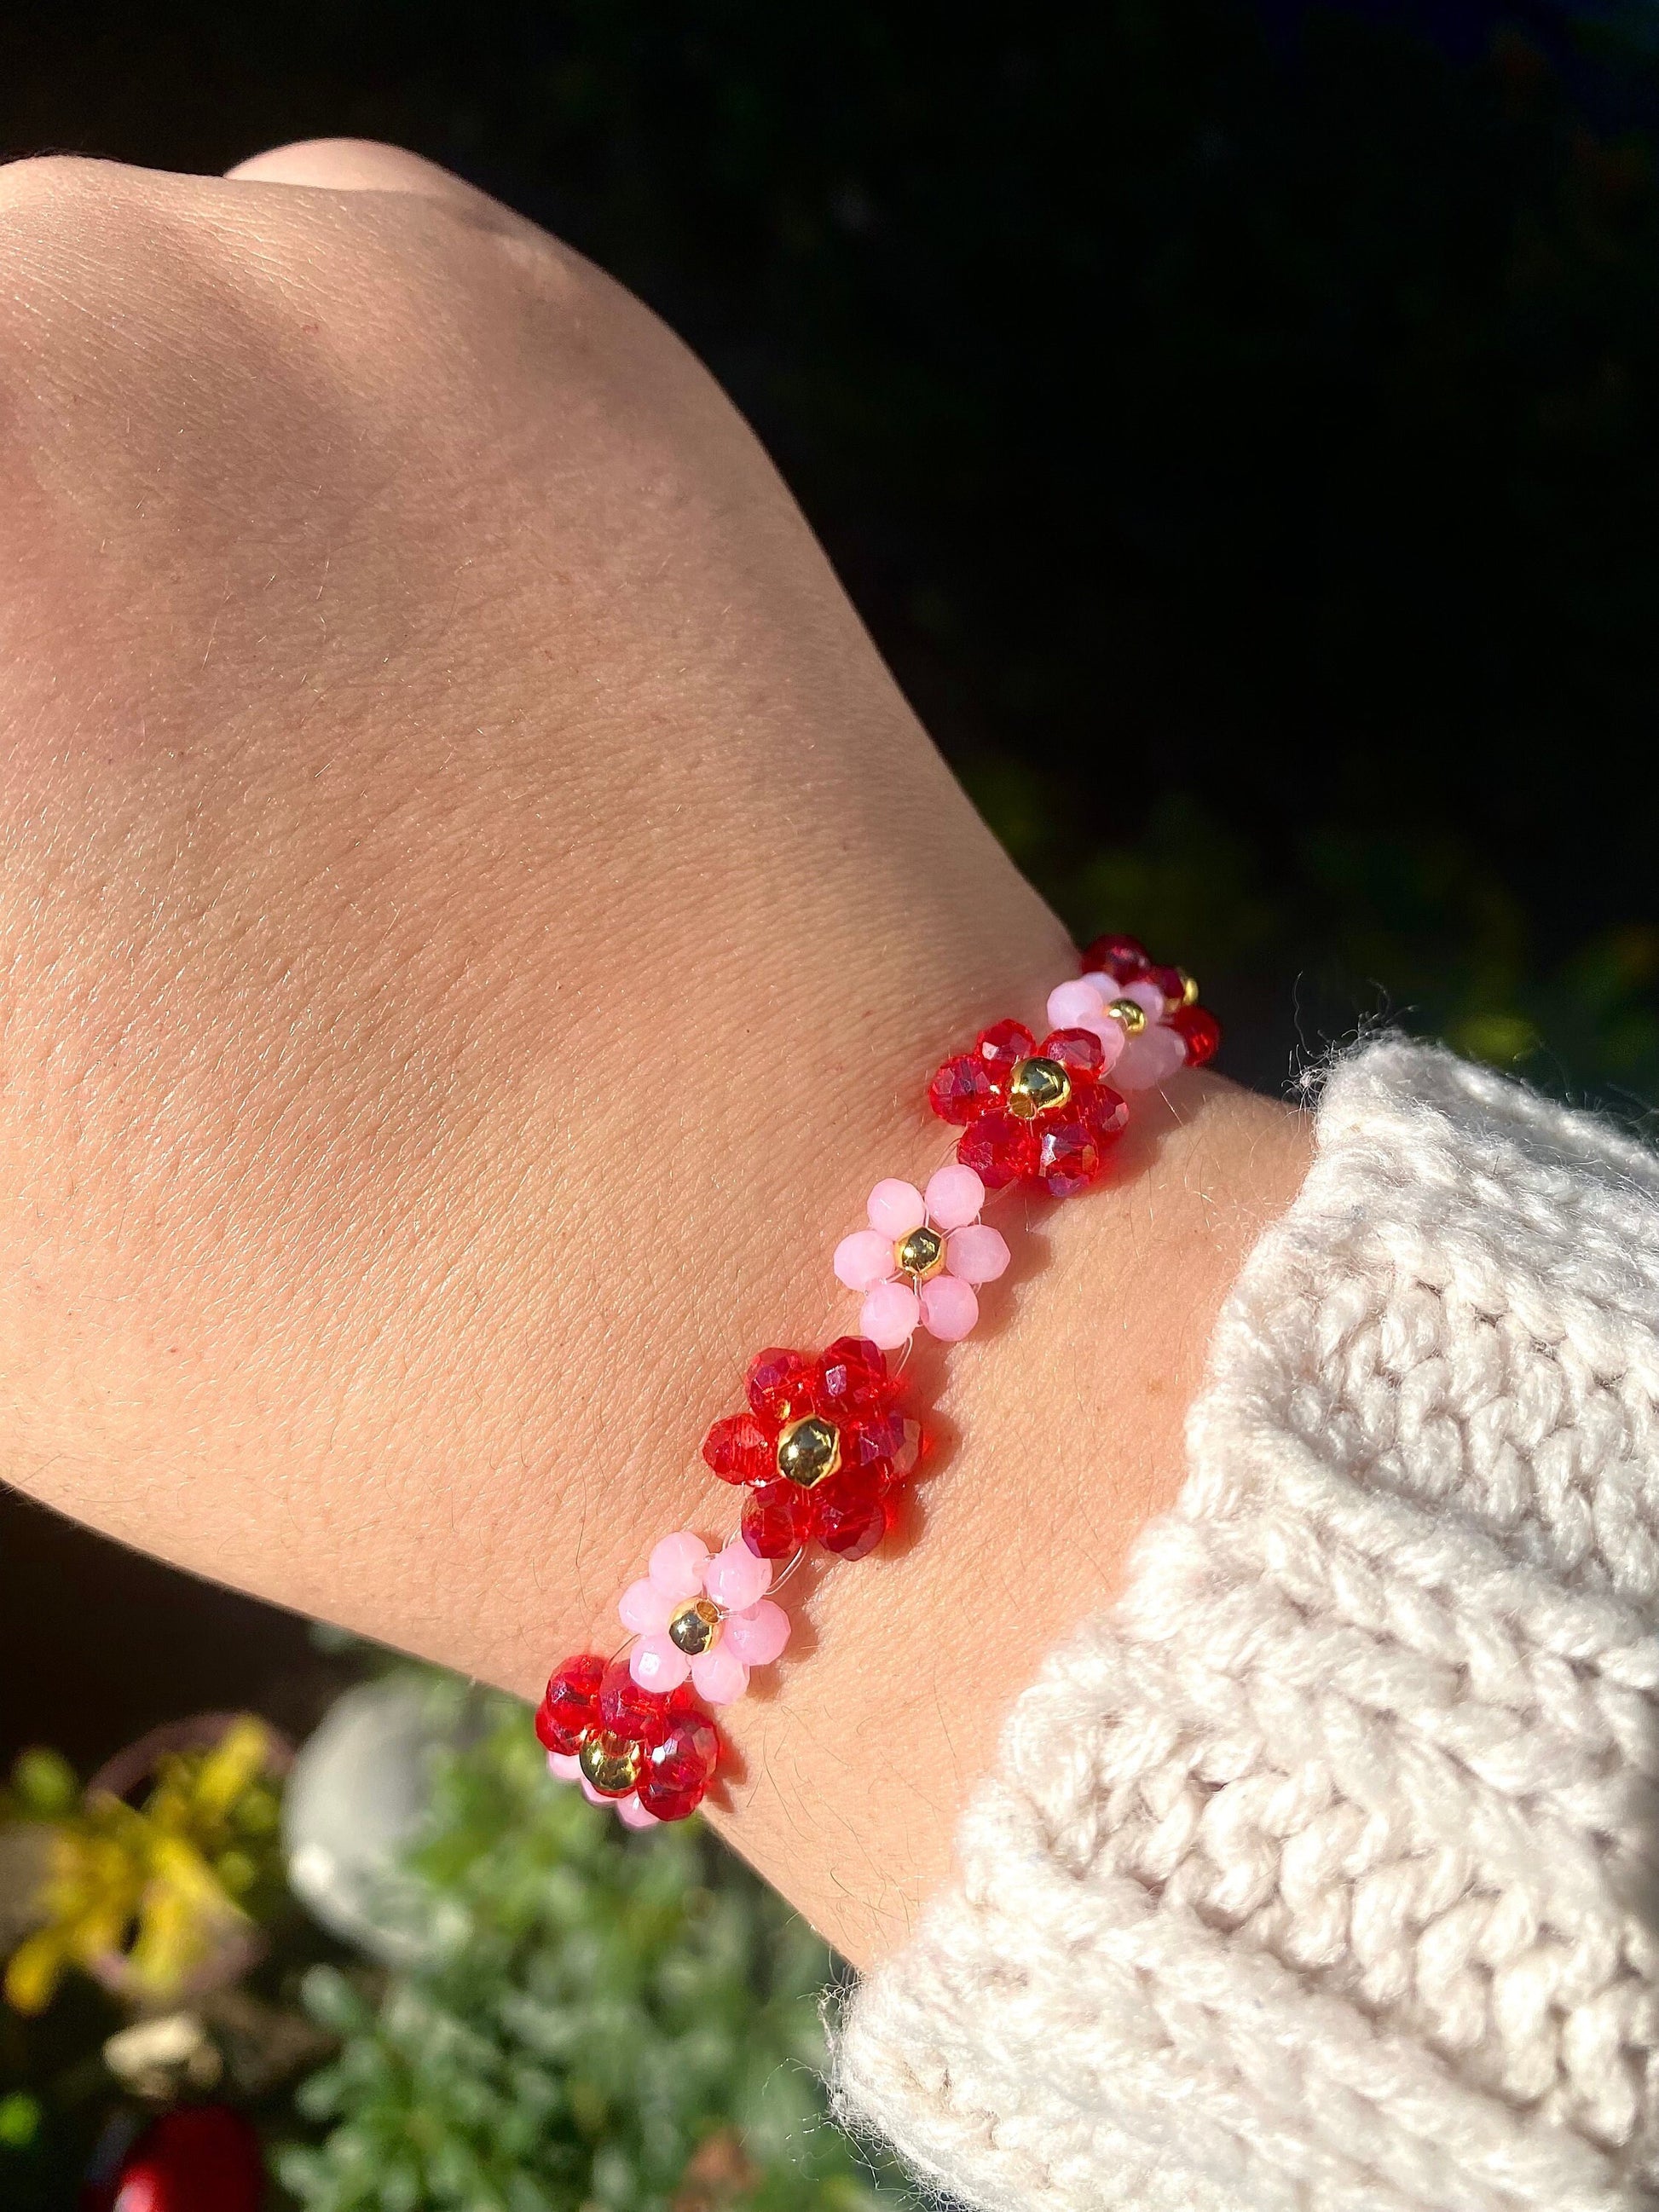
top-left (3, 1717), bottom-right (278, 2017)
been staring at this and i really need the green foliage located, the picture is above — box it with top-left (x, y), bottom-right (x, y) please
top-left (276, 1684), bottom-right (890, 2212)
top-left (962, 771), bottom-right (1659, 1113)
top-left (3, 1751), bottom-right (79, 1822)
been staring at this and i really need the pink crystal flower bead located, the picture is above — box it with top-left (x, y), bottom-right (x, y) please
top-left (833, 1165), bottom-right (1011, 1350)
top-left (618, 1529), bottom-right (792, 1707)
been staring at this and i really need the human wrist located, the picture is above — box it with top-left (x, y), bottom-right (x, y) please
top-left (702, 1071), bottom-right (1311, 1963)
top-left (518, 910), bottom-right (1311, 1962)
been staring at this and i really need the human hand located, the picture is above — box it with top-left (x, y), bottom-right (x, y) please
top-left (0, 141), bottom-right (1309, 1961)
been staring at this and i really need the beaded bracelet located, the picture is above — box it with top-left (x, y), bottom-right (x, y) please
top-left (534, 933), bottom-right (1220, 1825)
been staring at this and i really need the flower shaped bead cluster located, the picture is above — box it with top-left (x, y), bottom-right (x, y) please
top-left (1047, 933), bottom-right (1220, 1088)
top-left (535, 1654), bottom-right (719, 1828)
top-left (928, 1020), bottom-right (1129, 1196)
top-left (833, 1166), bottom-right (1010, 1349)
top-left (534, 934), bottom-right (1218, 1827)
top-left (620, 1530), bottom-right (790, 1706)
top-left (925, 938), bottom-right (1219, 1198)
top-left (702, 1337), bottom-right (916, 1561)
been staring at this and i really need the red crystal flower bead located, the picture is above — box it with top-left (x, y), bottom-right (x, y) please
top-left (928, 1020), bottom-right (1129, 1197)
top-left (701, 1337), bottom-right (913, 1560)
top-left (535, 1655), bottom-right (721, 1822)
top-left (927, 1053), bottom-right (994, 1124)
top-left (956, 1109), bottom-right (1038, 1188)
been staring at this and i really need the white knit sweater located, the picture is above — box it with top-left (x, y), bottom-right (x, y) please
top-left (835, 1041), bottom-right (1659, 2212)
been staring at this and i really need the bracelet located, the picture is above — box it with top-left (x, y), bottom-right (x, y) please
top-left (533, 933), bottom-right (1220, 1826)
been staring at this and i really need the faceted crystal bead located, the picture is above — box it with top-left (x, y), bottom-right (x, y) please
top-left (630, 1637), bottom-right (691, 1695)
top-left (535, 1652), bottom-right (604, 1757)
top-left (703, 1539), bottom-right (772, 1612)
top-left (535, 1698), bottom-right (575, 1752)
top-left (975, 1019), bottom-right (1036, 1086)
top-left (1080, 933), bottom-right (1148, 982)
top-left (1084, 1015), bottom-right (1127, 1073)
top-left (815, 1337), bottom-right (893, 1416)
top-left (673, 1708), bottom-right (720, 1773)
top-left (638, 1708), bottom-right (719, 1821)
top-left (648, 1531), bottom-right (710, 1602)
top-left (1170, 1003), bottom-right (1222, 1066)
top-left (867, 1178), bottom-right (928, 1238)
top-left (1120, 978), bottom-right (1168, 1021)
top-left (1040, 1026), bottom-right (1106, 1079)
top-left (599, 1656), bottom-right (673, 1746)
top-left (919, 1273), bottom-right (978, 1340)
top-left (1048, 977), bottom-right (1107, 1030)
top-left (859, 1279), bottom-right (919, 1349)
top-left (834, 1228), bottom-right (895, 1292)
top-left (813, 1464), bottom-right (893, 1559)
top-left (745, 1348), bottom-right (814, 1425)
top-left (1038, 1117), bottom-right (1102, 1198)
top-left (702, 1412), bottom-right (774, 1485)
top-left (1081, 1083), bottom-right (1130, 1142)
top-left (888, 1418), bottom-right (924, 1482)
top-left (957, 1110), bottom-right (1039, 1189)
top-left (928, 1053), bottom-right (994, 1124)
top-left (841, 1406), bottom-right (905, 1467)
top-left (722, 1599), bottom-right (790, 1666)
top-left (945, 1222), bottom-right (1010, 1283)
top-left (742, 1478), bottom-right (815, 1558)
top-left (638, 1753), bottom-right (709, 1823)
top-left (1143, 962), bottom-right (1187, 1008)
top-left (922, 1163), bottom-right (986, 1231)
top-left (619, 1577), bottom-right (674, 1636)
top-left (1113, 1024), bottom-right (1188, 1089)
top-left (691, 1645), bottom-right (749, 1705)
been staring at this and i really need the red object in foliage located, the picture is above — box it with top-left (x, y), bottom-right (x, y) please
top-left (101, 2107), bottom-right (263, 2212)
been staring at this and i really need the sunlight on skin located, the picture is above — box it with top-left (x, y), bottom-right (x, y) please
top-left (0, 142), bottom-right (1314, 1967)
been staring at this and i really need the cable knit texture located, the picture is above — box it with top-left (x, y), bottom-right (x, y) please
top-left (834, 1040), bottom-right (1659, 2212)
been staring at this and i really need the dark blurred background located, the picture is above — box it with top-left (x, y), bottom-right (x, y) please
top-left (3, 0), bottom-right (1659, 1766)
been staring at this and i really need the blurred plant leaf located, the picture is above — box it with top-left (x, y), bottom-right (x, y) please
top-left (276, 1684), bottom-right (893, 2212)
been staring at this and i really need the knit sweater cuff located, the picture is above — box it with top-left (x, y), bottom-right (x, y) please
top-left (833, 1040), bottom-right (1659, 2212)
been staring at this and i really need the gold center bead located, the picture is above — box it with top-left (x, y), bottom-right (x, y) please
top-left (1180, 970), bottom-right (1200, 1007)
top-left (578, 1730), bottom-right (642, 1797)
top-left (1007, 1055), bottom-right (1072, 1120)
top-left (1106, 998), bottom-right (1147, 1037)
top-left (775, 1412), bottom-right (841, 1488)
top-left (894, 1223), bottom-right (947, 1280)
top-left (668, 1597), bottom-right (723, 1656)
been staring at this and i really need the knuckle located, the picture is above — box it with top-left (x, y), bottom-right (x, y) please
top-left (0, 150), bottom-right (105, 207)
top-left (0, 152), bottom-right (151, 223)
top-left (0, 156), bottom-right (194, 328)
